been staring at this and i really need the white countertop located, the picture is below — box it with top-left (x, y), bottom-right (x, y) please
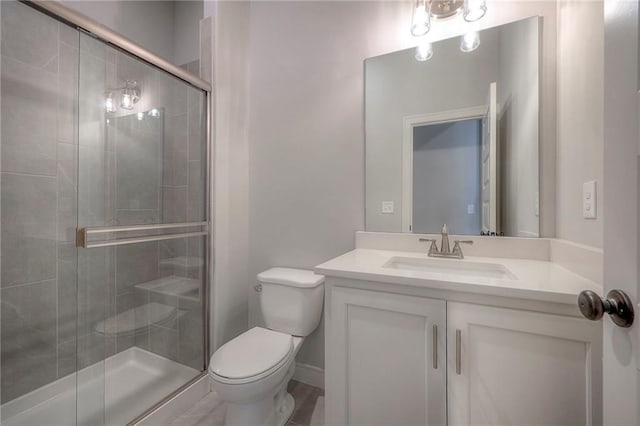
top-left (315, 249), bottom-right (603, 305)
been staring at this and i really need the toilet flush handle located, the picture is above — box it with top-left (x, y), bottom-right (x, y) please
top-left (254, 284), bottom-right (262, 292)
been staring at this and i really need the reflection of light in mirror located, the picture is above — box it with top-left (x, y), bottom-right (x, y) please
top-left (121, 91), bottom-right (134, 110)
top-left (463, 0), bottom-right (487, 22)
top-left (460, 31), bottom-right (480, 52)
top-left (410, 0), bottom-right (431, 37)
top-left (415, 38), bottom-right (433, 61)
top-left (148, 108), bottom-right (160, 117)
top-left (105, 92), bottom-right (116, 113)
top-left (137, 112), bottom-right (144, 121)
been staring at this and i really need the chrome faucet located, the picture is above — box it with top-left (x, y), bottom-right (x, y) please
top-left (419, 224), bottom-right (474, 259)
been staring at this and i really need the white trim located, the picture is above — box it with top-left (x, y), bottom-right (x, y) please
top-left (294, 363), bottom-right (325, 389)
top-left (401, 106), bottom-right (487, 232)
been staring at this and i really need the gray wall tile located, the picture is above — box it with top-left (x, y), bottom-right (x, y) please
top-left (1, 173), bottom-right (57, 287)
top-left (162, 186), bottom-right (187, 223)
top-left (164, 114), bottom-right (188, 187)
top-left (1, 280), bottom-right (58, 402)
top-left (114, 121), bottom-right (161, 211)
top-left (58, 243), bottom-right (78, 343)
top-left (187, 160), bottom-right (205, 222)
top-left (115, 242), bottom-right (158, 295)
top-left (1, 1), bottom-right (58, 68)
top-left (57, 42), bottom-right (78, 144)
top-left (178, 296), bottom-right (204, 370)
top-left (77, 247), bottom-right (115, 337)
top-left (1, 56), bottom-right (58, 175)
top-left (116, 292), bottom-right (135, 352)
top-left (149, 325), bottom-right (177, 362)
top-left (76, 332), bottom-right (116, 370)
top-left (58, 142), bottom-right (78, 243)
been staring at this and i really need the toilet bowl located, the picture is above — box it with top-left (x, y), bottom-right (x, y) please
top-left (209, 268), bottom-right (325, 426)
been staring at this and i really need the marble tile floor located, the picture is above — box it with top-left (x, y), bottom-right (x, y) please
top-left (170, 380), bottom-right (324, 426)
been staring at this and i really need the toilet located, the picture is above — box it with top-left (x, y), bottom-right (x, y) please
top-left (209, 267), bottom-right (325, 426)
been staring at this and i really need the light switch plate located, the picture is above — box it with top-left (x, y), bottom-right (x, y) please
top-left (382, 201), bottom-right (394, 214)
top-left (467, 204), bottom-right (475, 215)
top-left (583, 181), bottom-right (597, 219)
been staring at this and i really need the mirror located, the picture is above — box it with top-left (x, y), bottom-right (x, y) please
top-left (365, 17), bottom-right (540, 237)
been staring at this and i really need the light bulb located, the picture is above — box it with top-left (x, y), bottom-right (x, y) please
top-left (410, 0), bottom-right (431, 37)
top-left (148, 108), bottom-right (160, 117)
top-left (463, 0), bottom-right (487, 22)
top-left (105, 92), bottom-right (116, 113)
top-left (137, 112), bottom-right (144, 121)
top-left (415, 39), bottom-right (433, 61)
top-left (460, 31), bottom-right (480, 52)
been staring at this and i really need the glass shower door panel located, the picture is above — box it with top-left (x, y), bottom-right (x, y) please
top-left (0, 1), bottom-right (79, 425)
top-left (77, 32), bottom-right (206, 426)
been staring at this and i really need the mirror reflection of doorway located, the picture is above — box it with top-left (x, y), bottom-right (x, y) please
top-left (412, 119), bottom-right (482, 235)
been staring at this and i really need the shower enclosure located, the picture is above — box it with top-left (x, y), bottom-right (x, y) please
top-left (0, 1), bottom-right (211, 424)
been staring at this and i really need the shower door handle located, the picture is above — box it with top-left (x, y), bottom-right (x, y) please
top-left (76, 221), bottom-right (208, 248)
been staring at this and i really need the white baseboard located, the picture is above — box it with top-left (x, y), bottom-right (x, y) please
top-left (293, 363), bottom-right (325, 389)
top-left (136, 374), bottom-right (211, 425)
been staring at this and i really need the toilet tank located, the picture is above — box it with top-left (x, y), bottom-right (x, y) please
top-left (257, 268), bottom-right (325, 337)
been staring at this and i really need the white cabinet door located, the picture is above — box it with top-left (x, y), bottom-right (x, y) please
top-left (447, 302), bottom-right (602, 425)
top-left (326, 287), bottom-right (446, 426)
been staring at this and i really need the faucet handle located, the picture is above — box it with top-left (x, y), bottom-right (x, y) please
top-left (452, 240), bottom-right (473, 259)
top-left (419, 238), bottom-right (439, 254)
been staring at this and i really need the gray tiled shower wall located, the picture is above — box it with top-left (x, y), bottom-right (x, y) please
top-left (0, 1), bottom-right (206, 404)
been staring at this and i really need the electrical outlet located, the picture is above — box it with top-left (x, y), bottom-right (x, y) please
top-left (583, 181), bottom-right (597, 219)
top-left (382, 201), bottom-right (394, 214)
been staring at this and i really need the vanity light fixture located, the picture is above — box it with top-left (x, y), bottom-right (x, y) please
top-left (415, 38), bottom-right (434, 61)
top-left (460, 30), bottom-right (480, 52)
top-left (410, 0), bottom-right (431, 37)
top-left (429, 0), bottom-right (464, 20)
top-left (410, 0), bottom-right (487, 60)
top-left (463, 0), bottom-right (487, 22)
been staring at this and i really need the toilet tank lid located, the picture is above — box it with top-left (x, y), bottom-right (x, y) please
top-left (257, 267), bottom-right (325, 288)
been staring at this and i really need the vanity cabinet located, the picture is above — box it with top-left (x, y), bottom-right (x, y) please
top-left (327, 287), bottom-right (447, 425)
top-left (447, 302), bottom-right (601, 425)
top-left (326, 286), bottom-right (601, 426)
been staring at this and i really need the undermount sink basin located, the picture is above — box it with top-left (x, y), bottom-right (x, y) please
top-left (383, 256), bottom-right (518, 280)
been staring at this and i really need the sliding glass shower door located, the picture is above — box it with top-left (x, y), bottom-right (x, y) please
top-left (76, 32), bottom-right (207, 426)
top-left (0, 2), bottom-right (209, 425)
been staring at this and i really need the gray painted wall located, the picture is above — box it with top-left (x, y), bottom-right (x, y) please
top-left (412, 120), bottom-right (482, 235)
top-left (556, 0), bottom-right (603, 248)
top-left (63, 0), bottom-right (203, 66)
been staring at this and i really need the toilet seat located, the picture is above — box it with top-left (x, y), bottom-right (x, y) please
top-left (210, 327), bottom-right (293, 385)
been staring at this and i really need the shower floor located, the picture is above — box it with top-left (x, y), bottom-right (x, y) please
top-left (1, 347), bottom-right (199, 426)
